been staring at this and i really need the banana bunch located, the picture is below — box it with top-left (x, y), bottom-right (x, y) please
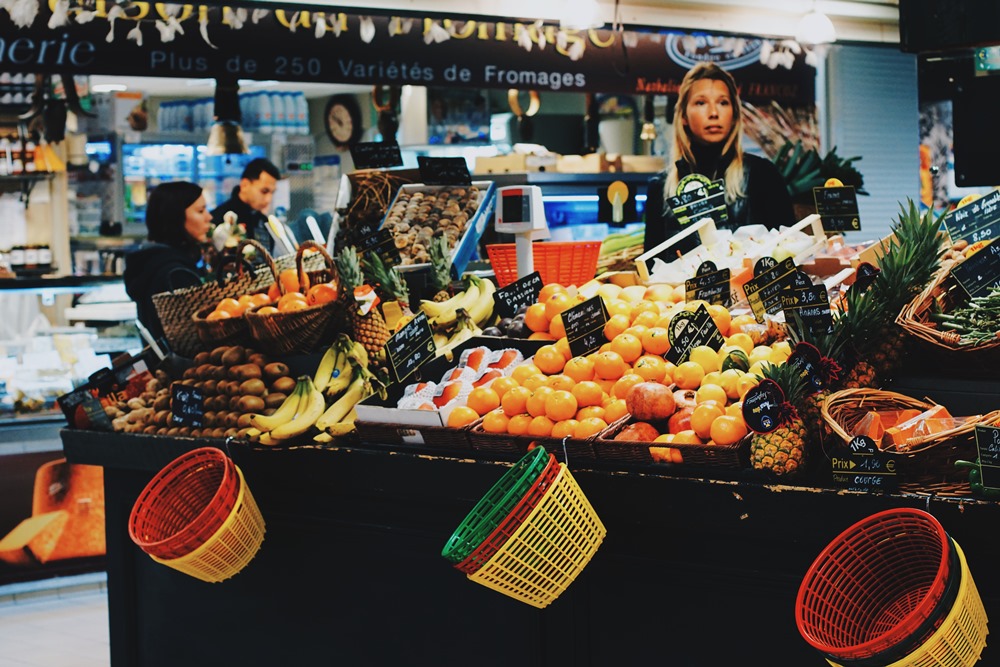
top-left (248, 376), bottom-right (325, 446)
top-left (311, 334), bottom-right (385, 439)
top-left (419, 275), bottom-right (495, 331)
top-left (434, 308), bottom-right (483, 362)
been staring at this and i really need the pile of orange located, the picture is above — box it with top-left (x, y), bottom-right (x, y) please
top-left (203, 269), bottom-right (338, 321)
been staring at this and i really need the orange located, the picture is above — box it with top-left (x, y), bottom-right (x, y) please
top-left (629, 300), bottom-right (658, 322)
top-left (554, 336), bottom-right (572, 361)
top-left (571, 380), bottom-right (605, 408)
top-left (527, 415), bottom-right (555, 437)
top-left (695, 383), bottom-right (728, 407)
top-left (706, 303), bottom-right (732, 337)
top-left (632, 355), bottom-right (668, 384)
top-left (206, 309), bottom-right (232, 321)
top-left (604, 398), bottom-right (629, 423)
top-left (215, 297), bottom-right (245, 317)
top-left (447, 406), bottom-right (480, 428)
top-left (237, 294), bottom-right (255, 310)
top-left (673, 429), bottom-right (703, 445)
top-left (467, 386), bottom-right (501, 416)
top-left (489, 376), bottom-right (519, 399)
top-left (545, 374), bottom-right (576, 392)
top-left (551, 419), bottom-right (579, 440)
top-left (673, 361), bottom-right (705, 390)
top-left (630, 310), bottom-right (659, 329)
top-left (521, 373), bottom-right (548, 392)
top-left (256, 306), bottom-right (279, 316)
top-left (610, 333), bottom-right (643, 363)
top-left (278, 291), bottom-right (309, 310)
top-left (545, 389), bottom-right (578, 422)
top-left (278, 267), bottom-right (307, 295)
top-left (725, 401), bottom-right (744, 419)
top-left (612, 373), bottom-right (645, 399)
top-left (511, 363), bottom-right (542, 384)
top-left (524, 303), bottom-right (551, 333)
top-left (605, 299), bottom-right (631, 318)
top-left (595, 377), bottom-right (616, 396)
top-left (538, 283), bottom-right (568, 303)
top-left (603, 313), bottom-right (631, 342)
top-left (736, 373), bottom-right (760, 400)
top-left (575, 417), bottom-right (609, 439)
top-left (249, 292), bottom-right (272, 308)
top-left (267, 283), bottom-right (282, 303)
top-left (482, 409), bottom-right (511, 434)
top-left (594, 350), bottom-right (628, 381)
top-left (640, 327), bottom-right (671, 355)
top-left (549, 313), bottom-right (566, 340)
top-left (307, 282), bottom-right (338, 306)
top-left (501, 386), bottom-right (532, 417)
top-left (563, 356), bottom-right (596, 383)
top-left (528, 331), bottom-right (556, 341)
top-left (691, 403), bottom-right (725, 440)
top-left (279, 298), bottom-right (310, 313)
top-left (710, 414), bottom-right (748, 446)
top-left (719, 368), bottom-right (743, 401)
top-left (728, 315), bottom-right (760, 340)
top-left (624, 324), bottom-right (649, 340)
top-left (526, 386), bottom-right (555, 418)
top-left (507, 413), bottom-right (533, 435)
top-left (533, 345), bottom-right (567, 375)
top-left (663, 361), bottom-right (677, 385)
top-left (544, 293), bottom-right (574, 321)
top-left (576, 405), bottom-right (606, 421)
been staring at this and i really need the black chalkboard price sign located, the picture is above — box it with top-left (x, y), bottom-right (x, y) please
top-left (813, 185), bottom-right (861, 231)
top-left (357, 228), bottom-right (402, 268)
top-left (952, 241), bottom-right (1000, 299)
top-left (943, 189), bottom-right (1000, 246)
top-left (493, 271), bottom-right (543, 320)
top-left (386, 311), bottom-right (436, 384)
top-left (667, 179), bottom-right (728, 228)
top-left (170, 383), bottom-right (205, 428)
top-left (742, 256), bottom-right (798, 323)
top-left (417, 156), bottom-right (472, 186)
top-left (665, 304), bottom-right (725, 364)
top-left (350, 141), bottom-right (404, 170)
top-left (974, 424), bottom-right (1000, 491)
top-left (781, 282), bottom-right (833, 335)
top-left (685, 261), bottom-right (732, 306)
top-left (741, 379), bottom-right (785, 434)
top-left (840, 261), bottom-right (880, 310)
top-left (830, 435), bottom-right (899, 492)
top-left (563, 296), bottom-right (610, 358)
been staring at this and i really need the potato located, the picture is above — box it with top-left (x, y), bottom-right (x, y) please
top-left (126, 397), bottom-right (146, 411)
top-left (166, 427), bottom-right (181, 436)
top-left (264, 392), bottom-right (288, 409)
top-left (236, 395), bottom-right (266, 413)
top-left (263, 362), bottom-right (290, 382)
top-left (224, 427), bottom-right (240, 438)
top-left (202, 411), bottom-right (217, 427)
top-left (239, 379), bottom-right (267, 396)
top-left (193, 351), bottom-right (211, 365)
top-left (221, 346), bottom-right (247, 367)
top-left (212, 365), bottom-right (228, 380)
top-left (176, 427), bottom-right (192, 437)
top-left (209, 346), bottom-right (229, 364)
top-left (223, 412), bottom-right (240, 428)
top-left (270, 376), bottom-right (297, 395)
top-left (226, 381), bottom-right (242, 397)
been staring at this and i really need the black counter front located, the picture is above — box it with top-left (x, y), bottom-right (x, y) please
top-left (62, 430), bottom-right (1000, 667)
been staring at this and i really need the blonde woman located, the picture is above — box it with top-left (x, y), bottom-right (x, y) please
top-left (643, 62), bottom-right (795, 251)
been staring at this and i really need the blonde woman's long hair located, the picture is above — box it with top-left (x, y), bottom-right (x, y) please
top-left (666, 62), bottom-right (746, 204)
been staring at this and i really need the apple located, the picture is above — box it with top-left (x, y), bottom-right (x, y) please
top-left (668, 406), bottom-right (695, 434)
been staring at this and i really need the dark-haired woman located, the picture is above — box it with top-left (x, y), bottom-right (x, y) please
top-left (643, 62), bottom-right (796, 251)
top-left (124, 181), bottom-right (213, 341)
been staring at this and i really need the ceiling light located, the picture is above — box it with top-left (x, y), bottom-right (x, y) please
top-left (795, 11), bottom-right (836, 45)
top-left (559, 0), bottom-right (603, 31)
top-left (92, 83), bottom-right (127, 93)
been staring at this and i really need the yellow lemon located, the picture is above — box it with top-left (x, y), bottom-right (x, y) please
top-left (749, 345), bottom-right (773, 367)
top-left (726, 332), bottom-right (755, 355)
top-left (688, 345), bottom-right (720, 374)
top-left (719, 368), bottom-right (744, 401)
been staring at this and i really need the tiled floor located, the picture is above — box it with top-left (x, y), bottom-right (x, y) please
top-left (0, 574), bottom-right (110, 667)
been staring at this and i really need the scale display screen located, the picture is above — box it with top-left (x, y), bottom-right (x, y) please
top-left (501, 190), bottom-right (531, 224)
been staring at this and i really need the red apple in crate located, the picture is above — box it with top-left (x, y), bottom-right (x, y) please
top-left (625, 382), bottom-right (676, 421)
top-left (668, 406), bottom-right (695, 434)
top-left (614, 421), bottom-right (660, 442)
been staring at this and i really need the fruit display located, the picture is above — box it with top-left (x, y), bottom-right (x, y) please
top-left (381, 185), bottom-right (483, 266)
top-left (335, 246), bottom-right (391, 364)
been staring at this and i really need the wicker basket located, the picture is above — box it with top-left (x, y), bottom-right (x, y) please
top-left (897, 260), bottom-right (1000, 363)
top-left (467, 419), bottom-right (599, 463)
top-left (594, 416), bottom-right (750, 469)
top-left (189, 241), bottom-right (267, 349)
top-left (245, 241), bottom-right (345, 356)
top-left (821, 388), bottom-right (1000, 495)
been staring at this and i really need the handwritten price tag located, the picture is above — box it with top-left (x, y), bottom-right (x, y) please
top-left (685, 261), bottom-right (731, 307)
top-left (944, 189), bottom-right (1000, 246)
top-left (563, 297), bottom-right (609, 358)
top-left (742, 257), bottom-right (798, 323)
top-left (170, 383), bottom-right (205, 428)
top-left (386, 312), bottom-right (436, 384)
top-left (974, 424), bottom-right (1000, 491)
top-left (493, 272), bottom-right (543, 320)
top-left (831, 436), bottom-right (898, 492)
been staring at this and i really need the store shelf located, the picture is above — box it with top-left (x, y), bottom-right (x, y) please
top-left (0, 274), bottom-right (124, 295)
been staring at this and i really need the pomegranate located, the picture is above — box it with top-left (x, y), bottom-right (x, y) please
top-left (673, 389), bottom-right (697, 410)
top-left (668, 406), bottom-right (695, 434)
top-left (614, 421), bottom-right (660, 442)
top-left (625, 382), bottom-right (677, 421)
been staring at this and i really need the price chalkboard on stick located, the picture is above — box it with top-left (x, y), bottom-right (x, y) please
top-left (351, 141), bottom-right (404, 170)
top-left (417, 156), bottom-right (472, 186)
top-left (685, 261), bottom-right (732, 306)
top-left (952, 241), bottom-right (1000, 299)
top-left (386, 312), bottom-right (436, 384)
top-left (357, 228), bottom-right (402, 268)
top-left (974, 424), bottom-right (1000, 491)
top-left (781, 274), bottom-right (834, 336)
top-left (493, 271), bottom-right (543, 320)
top-left (667, 179), bottom-right (728, 228)
top-left (171, 383), bottom-right (205, 428)
top-left (813, 186), bottom-right (861, 231)
top-left (742, 257), bottom-right (798, 323)
top-left (830, 436), bottom-right (899, 493)
top-left (943, 189), bottom-right (1000, 246)
top-left (563, 297), bottom-right (610, 358)
top-left (665, 304), bottom-right (725, 365)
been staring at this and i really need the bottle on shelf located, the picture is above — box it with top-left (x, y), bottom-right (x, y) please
top-left (8, 245), bottom-right (25, 272)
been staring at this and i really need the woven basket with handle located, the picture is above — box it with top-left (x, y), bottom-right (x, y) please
top-left (189, 239), bottom-right (271, 349)
top-left (821, 388), bottom-right (1000, 496)
top-left (245, 240), bottom-right (345, 355)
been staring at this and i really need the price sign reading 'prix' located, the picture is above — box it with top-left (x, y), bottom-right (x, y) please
top-left (357, 228), bottom-right (402, 268)
top-left (952, 241), bottom-right (1000, 299)
top-left (493, 271), bottom-right (543, 320)
top-left (386, 312), bottom-right (436, 384)
top-left (944, 189), bottom-right (1000, 246)
top-left (665, 304), bottom-right (725, 365)
top-left (351, 141), bottom-right (404, 170)
top-left (667, 179), bottom-right (728, 228)
top-left (781, 272), bottom-right (833, 335)
top-left (974, 424), bottom-right (1000, 491)
top-left (813, 186), bottom-right (861, 231)
top-left (831, 435), bottom-right (899, 493)
top-left (417, 156), bottom-right (472, 186)
top-left (563, 296), bottom-right (610, 358)
top-left (685, 261), bottom-right (732, 307)
top-left (170, 383), bottom-right (205, 428)
top-left (743, 256), bottom-right (798, 323)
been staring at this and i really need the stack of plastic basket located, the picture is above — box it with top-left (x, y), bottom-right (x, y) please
top-left (441, 445), bottom-right (606, 609)
top-left (795, 508), bottom-right (989, 667)
top-left (128, 447), bottom-right (265, 583)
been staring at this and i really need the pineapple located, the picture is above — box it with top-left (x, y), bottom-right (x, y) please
top-left (840, 360), bottom-right (878, 390)
top-left (784, 314), bottom-right (844, 448)
top-left (750, 361), bottom-right (810, 478)
top-left (428, 234), bottom-right (453, 302)
top-left (335, 246), bottom-right (391, 362)
top-left (362, 250), bottom-right (412, 316)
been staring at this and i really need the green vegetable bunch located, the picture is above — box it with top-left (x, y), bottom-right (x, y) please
top-left (773, 140), bottom-right (868, 199)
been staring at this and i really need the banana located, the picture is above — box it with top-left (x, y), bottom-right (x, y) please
top-left (431, 280), bottom-right (481, 329)
top-left (316, 377), bottom-right (367, 431)
top-left (467, 277), bottom-right (496, 327)
top-left (348, 340), bottom-right (369, 369)
top-left (250, 381), bottom-right (305, 431)
top-left (324, 409), bottom-right (358, 437)
top-left (269, 377), bottom-right (325, 440)
top-left (313, 344), bottom-right (342, 393)
top-left (433, 332), bottom-right (450, 350)
top-left (324, 346), bottom-right (355, 398)
top-left (313, 432), bottom-right (335, 443)
top-left (258, 432), bottom-right (277, 446)
top-left (419, 277), bottom-right (472, 318)
top-left (435, 309), bottom-right (483, 361)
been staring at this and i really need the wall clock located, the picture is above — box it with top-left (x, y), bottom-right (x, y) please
top-left (324, 94), bottom-right (364, 149)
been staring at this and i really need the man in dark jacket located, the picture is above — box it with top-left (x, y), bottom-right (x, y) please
top-left (210, 158), bottom-right (281, 253)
